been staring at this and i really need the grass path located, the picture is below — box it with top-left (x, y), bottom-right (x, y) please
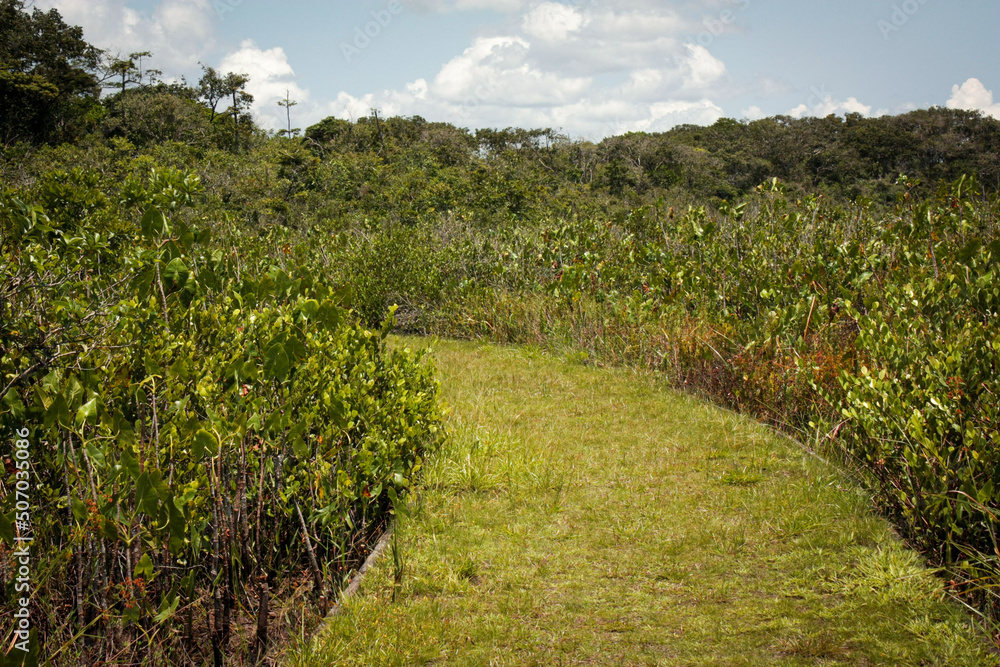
top-left (293, 339), bottom-right (993, 666)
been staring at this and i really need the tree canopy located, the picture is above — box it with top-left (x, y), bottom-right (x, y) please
top-left (0, 0), bottom-right (102, 143)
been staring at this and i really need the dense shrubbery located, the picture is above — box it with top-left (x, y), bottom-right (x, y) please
top-left (296, 166), bottom-right (1000, 618)
top-left (400, 177), bottom-right (1000, 617)
top-left (832, 188), bottom-right (1000, 586)
top-left (3, 2), bottom-right (998, 661)
top-left (3, 3), bottom-right (1000, 648)
top-left (0, 170), bottom-right (442, 664)
top-left (3, 105), bottom-right (1000, 659)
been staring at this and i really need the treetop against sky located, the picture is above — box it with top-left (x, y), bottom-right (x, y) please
top-left (34, 0), bottom-right (1000, 139)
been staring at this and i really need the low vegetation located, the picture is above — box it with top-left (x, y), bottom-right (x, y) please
top-left (0, 172), bottom-right (442, 664)
top-left (300, 339), bottom-right (994, 666)
top-left (410, 177), bottom-right (1000, 621)
top-left (1, 1), bottom-right (999, 661)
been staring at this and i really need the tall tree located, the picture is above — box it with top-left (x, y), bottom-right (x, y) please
top-left (197, 65), bottom-right (228, 123)
top-left (197, 65), bottom-right (252, 150)
top-left (103, 52), bottom-right (143, 125)
top-left (132, 50), bottom-right (159, 86)
top-left (277, 89), bottom-right (299, 137)
top-left (0, 0), bottom-right (101, 143)
top-left (223, 71), bottom-right (252, 152)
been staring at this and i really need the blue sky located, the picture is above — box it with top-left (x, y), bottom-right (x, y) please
top-left (36, 0), bottom-right (1000, 139)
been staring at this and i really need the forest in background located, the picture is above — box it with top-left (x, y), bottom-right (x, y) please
top-left (2, 1), bottom-right (1000, 663)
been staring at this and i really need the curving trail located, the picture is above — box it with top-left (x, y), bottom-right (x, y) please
top-left (296, 338), bottom-right (993, 666)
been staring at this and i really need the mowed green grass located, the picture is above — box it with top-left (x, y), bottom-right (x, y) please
top-left (291, 339), bottom-right (994, 666)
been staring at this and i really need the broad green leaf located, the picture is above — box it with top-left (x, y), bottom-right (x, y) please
top-left (288, 420), bottom-right (306, 439)
top-left (75, 398), bottom-right (99, 427)
top-left (153, 593), bottom-right (180, 623)
top-left (150, 470), bottom-right (172, 503)
top-left (191, 429), bottom-right (218, 460)
top-left (316, 303), bottom-right (343, 331)
top-left (300, 299), bottom-right (320, 319)
top-left (163, 258), bottom-right (190, 290)
top-left (133, 264), bottom-right (156, 298)
top-left (334, 284), bottom-right (353, 307)
top-left (329, 396), bottom-right (348, 431)
top-left (168, 358), bottom-right (191, 383)
top-left (115, 411), bottom-right (136, 446)
top-left (71, 498), bottom-right (88, 523)
top-left (102, 517), bottom-right (119, 541)
top-left (241, 360), bottom-right (259, 382)
top-left (1, 389), bottom-right (26, 419)
top-left (66, 376), bottom-right (84, 410)
top-left (120, 447), bottom-right (141, 480)
top-left (140, 207), bottom-right (169, 238)
top-left (285, 335), bottom-right (307, 361)
top-left (167, 500), bottom-right (186, 554)
top-left (956, 239), bottom-right (982, 264)
top-left (264, 343), bottom-right (290, 381)
top-left (292, 436), bottom-right (309, 459)
top-left (40, 369), bottom-right (61, 395)
top-left (223, 355), bottom-right (243, 380)
top-left (263, 409), bottom-right (287, 434)
top-left (144, 354), bottom-right (161, 378)
top-left (44, 394), bottom-right (70, 429)
top-left (256, 274), bottom-right (275, 299)
top-left (135, 553), bottom-right (154, 578)
top-left (85, 441), bottom-right (106, 469)
top-left (136, 473), bottom-right (158, 516)
top-left (123, 605), bottom-right (141, 625)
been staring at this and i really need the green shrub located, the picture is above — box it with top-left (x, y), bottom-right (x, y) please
top-left (833, 205), bottom-right (1000, 591)
top-left (0, 170), bottom-right (443, 664)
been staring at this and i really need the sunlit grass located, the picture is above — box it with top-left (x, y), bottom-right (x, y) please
top-left (290, 338), bottom-right (994, 666)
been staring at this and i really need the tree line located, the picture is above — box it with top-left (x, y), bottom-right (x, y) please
top-left (3, 0), bottom-right (1000, 205)
top-left (0, 0), bottom-right (255, 150)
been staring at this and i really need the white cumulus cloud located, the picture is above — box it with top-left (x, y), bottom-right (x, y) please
top-left (788, 95), bottom-right (872, 119)
top-left (522, 2), bottom-right (587, 42)
top-left (947, 78), bottom-right (1000, 119)
top-left (683, 44), bottom-right (726, 91)
top-left (218, 40), bottom-right (309, 131)
top-left (33, 0), bottom-right (756, 138)
top-left (35, 0), bottom-right (216, 72)
top-left (322, 2), bottom-right (736, 138)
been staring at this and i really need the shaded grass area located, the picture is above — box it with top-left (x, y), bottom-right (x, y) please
top-left (292, 338), bottom-right (993, 666)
